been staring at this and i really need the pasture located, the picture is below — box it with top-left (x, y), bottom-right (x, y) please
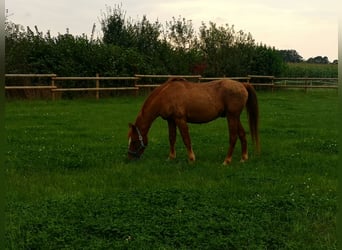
top-left (5, 90), bottom-right (337, 249)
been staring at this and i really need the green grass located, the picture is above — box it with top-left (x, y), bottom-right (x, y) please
top-left (5, 90), bottom-right (337, 249)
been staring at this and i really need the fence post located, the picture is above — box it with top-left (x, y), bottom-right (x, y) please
top-left (96, 73), bottom-right (100, 100)
top-left (51, 76), bottom-right (55, 100)
top-left (271, 76), bottom-right (274, 93)
top-left (134, 76), bottom-right (138, 97)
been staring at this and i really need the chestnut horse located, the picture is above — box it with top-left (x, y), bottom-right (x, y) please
top-left (128, 78), bottom-right (260, 164)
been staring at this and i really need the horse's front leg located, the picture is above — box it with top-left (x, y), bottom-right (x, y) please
top-left (167, 119), bottom-right (177, 160)
top-left (175, 118), bottom-right (195, 162)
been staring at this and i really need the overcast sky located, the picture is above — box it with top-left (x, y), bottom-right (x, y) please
top-left (6, 0), bottom-right (340, 61)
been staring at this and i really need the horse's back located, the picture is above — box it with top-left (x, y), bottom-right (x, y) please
top-left (152, 79), bottom-right (248, 122)
top-left (155, 79), bottom-right (248, 104)
top-left (214, 79), bottom-right (247, 95)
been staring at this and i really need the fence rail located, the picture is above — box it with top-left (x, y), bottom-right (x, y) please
top-left (134, 74), bottom-right (202, 88)
top-left (51, 74), bottom-right (139, 100)
top-left (5, 74), bottom-right (338, 99)
top-left (200, 77), bottom-right (250, 81)
top-left (272, 77), bottom-right (338, 92)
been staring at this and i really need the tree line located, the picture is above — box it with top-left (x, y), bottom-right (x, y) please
top-left (4, 5), bottom-right (336, 78)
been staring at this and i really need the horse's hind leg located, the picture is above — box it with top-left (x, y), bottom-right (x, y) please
top-left (224, 115), bottom-right (239, 165)
top-left (167, 119), bottom-right (177, 160)
top-left (238, 120), bottom-right (248, 162)
top-left (175, 118), bottom-right (195, 162)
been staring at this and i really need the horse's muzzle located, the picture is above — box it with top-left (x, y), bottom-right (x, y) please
top-left (128, 150), bottom-right (141, 160)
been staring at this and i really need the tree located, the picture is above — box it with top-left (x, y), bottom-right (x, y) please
top-left (250, 44), bottom-right (285, 76)
top-left (131, 15), bottom-right (162, 55)
top-left (306, 56), bottom-right (329, 64)
top-left (277, 50), bottom-right (303, 63)
top-left (100, 4), bottom-right (134, 47)
top-left (164, 16), bottom-right (198, 50)
top-left (198, 22), bottom-right (255, 76)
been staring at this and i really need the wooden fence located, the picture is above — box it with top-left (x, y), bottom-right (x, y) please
top-left (5, 74), bottom-right (57, 90)
top-left (5, 74), bottom-right (139, 100)
top-left (135, 74), bottom-right (201, 88)
top-left (5, 73), bottom-right (338, 99)
top-left (51, 74), bottom-right (139, 100)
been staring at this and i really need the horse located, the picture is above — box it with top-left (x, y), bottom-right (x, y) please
top-left (128, 77), bottom-right (260, 164)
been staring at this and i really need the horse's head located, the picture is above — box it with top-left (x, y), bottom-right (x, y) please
top-left (127, 123), bottom-right (147, 160)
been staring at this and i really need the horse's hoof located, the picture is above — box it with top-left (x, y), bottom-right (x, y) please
top-left (222, 160), bottom-right (231, 165)
top-left (188, 159), bottom-right (195, 165)
top-left (240, 155), bottom-right (248, 163)
top-left (187, 153), bottom-right (196, 164)
top-left (168, 153), bottom-right (176, 160)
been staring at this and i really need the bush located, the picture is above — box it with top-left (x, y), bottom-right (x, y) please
top-left (5, 6), bottom-right (289, 77)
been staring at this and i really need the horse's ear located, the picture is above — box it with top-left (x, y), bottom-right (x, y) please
top-left (128, 123), bottom-right (135, 128)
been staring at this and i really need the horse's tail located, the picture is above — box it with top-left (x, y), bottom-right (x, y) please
top-left (244, 83), bottom-right (260, 153)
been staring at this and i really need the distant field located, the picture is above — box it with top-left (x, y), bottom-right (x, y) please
top-left (283, 62), bottom-right (338, 77)
top-left (5, 90), bottom-right (337, 249)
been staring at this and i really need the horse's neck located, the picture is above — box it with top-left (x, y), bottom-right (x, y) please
top-left (135, 92), bottom-right (161, 136)
top-left (135, 109), bottom-right (158, 136)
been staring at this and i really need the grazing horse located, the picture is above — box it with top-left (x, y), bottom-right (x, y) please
top-left (128, 78), bottom-right (260, 164)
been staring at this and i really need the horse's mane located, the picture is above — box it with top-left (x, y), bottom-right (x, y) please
top-left (139, 77), bottom-right (187, 116)
top-left (139, 83), bottom-right (167, 116)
